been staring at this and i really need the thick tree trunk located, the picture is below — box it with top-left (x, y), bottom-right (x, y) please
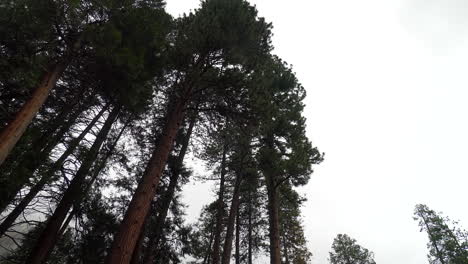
top-left (221, 172), bottom-right (242, 264)
top-left (0, 62), bottom-right (68, 166)
top-left (0, 104), bottom-right (108, 237)
top-left (26, 106), bottom-right (120, 264)
top-left (212, 143), bottom-right (228, 264)
top-left (105, 84), bottom-right (193, 264)
top-left (0, 97), bottom-right (88, 214)
top-left (130, 216), bottom-right (148, 264)
top-left (235, 202), bottom-right (240, 264)
top-left (266, 173), bottom-right (281, 264)
top-left (141, 116), bottom-right (196, 264)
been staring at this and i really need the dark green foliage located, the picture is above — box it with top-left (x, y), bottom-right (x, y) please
top-left (329, 234), bottom-right (376, 264)
top-left (414, 204), bottom-right (468, 264)
top-left (279, 185), bottom-right (312, 264)
top-left (0, 1), bottom-right (323, 263)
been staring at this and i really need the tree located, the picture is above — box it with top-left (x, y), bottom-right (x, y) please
top-left (106, 1), bottom-right (272, 263)
top-left (278, 185), bottom-right (312, 264)
top-left (0, 0), bottom-right (84, 165)
top-left (253, 56), bottom-right (323, 264)
top-left (329, 234), bottom-right (376, 264)
top-left (414, 204), bottom-right (468, 264)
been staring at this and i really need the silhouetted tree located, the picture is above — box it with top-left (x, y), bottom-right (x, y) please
top-left (329, 234), bottom-right (376, 264)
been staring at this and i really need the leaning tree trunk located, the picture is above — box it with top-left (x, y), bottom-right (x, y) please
top-left (221, 172), bottom-right (242, 264)
top-left (130, 216), bottom-right (149, 264)
top-left (0, 33), bottom-right (82, 166)
top-left (26, 106), bottom-right (120, 264)
top-left (0, 96), bottom-right (91, 214)
top-left (266, 173), bottom-right (281, 264)
top-left (0, 104), bottom-right (108, 237)
top-left (0, 62), bottom-right (69, 166)
top-left (105, 84), bottom-right (193, 264)
top-left (212, 142), bottom-right (228, 264)
top-left (142, 116), bottom-right (196, 264)
top-left (57, 121), bottom-right (129, 238)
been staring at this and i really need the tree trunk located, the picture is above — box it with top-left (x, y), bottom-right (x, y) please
top-left (0, 62), bottom-right (69, 166)
top-left (26, 106), bottom-right (120, 264)
top-left (266, 173), bottom-right (281, 264)
top-left (57, 122), bottom-right (128, 238)
top-left (235, 203), bottom-right (240, 264)
top-left (105, 84), bottom-right (193, 264)
top-left (221, 172), bottom-right (242, 264)
top-left (212, 142), bottom-right (228, 264)
top-left (248, 190), bottom-right (253, 264)
top-left (130, 216), bottom-right (149, 264)
top-left (421, 213), bottom-right (447, 264)
top-left (282, 234), bottom-right (290, 264)
top-left (141, 115), bottom-right (196, 264)
top-left (0, 96), bottom-right (88, 214)
top-left (0, 104), bottom-right (108, 238)
top-left (203, 225), bottom-right (215, 264)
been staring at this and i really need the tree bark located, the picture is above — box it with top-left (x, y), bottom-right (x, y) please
top-left (130, 216), bottom-right (149, 264)
top-left (0, 62), bottom-right (69, 166)
top-left (266, 173), bottom-right (281, 264)
top-left (26, 106), bottom-right (120, 264)
top-left (221, 172), bottom-right (242, 264)
top-left (0, 32), bottom-right (83, 166)
top-left (0, 95), bottom-right (88, 214)
top-left (212, 142), bottom-right (228, 264)
top-left (105, 84), bottom-right (193, 264)
top-left (0, 104), bottom-right (108, 238)
top-left (141, 115), bottom-right (196, 264)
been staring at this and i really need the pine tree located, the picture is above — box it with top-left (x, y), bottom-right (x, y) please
top-left (329, 234), bottom-right (376, 264)
top-left (414, 204), bottom-right (468, 264)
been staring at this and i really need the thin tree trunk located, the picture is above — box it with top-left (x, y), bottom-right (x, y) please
top-left (58, 209), bottom-right (75, 238)
top-left (0, 104), bottom-right (108, 238)
top-left (0, 95), bottom-right (87, 214)
top-left (105, 84), bottom-right (193, 264)
top-left (212, 142), bottom-right (228, 264)
top-left (26, 106), bottom-right (120, 264)
top-left (248, 190), bottom-right (253, 264)
top-left (282, 234), bottom-right (290, 264)
top-left (57, 122), bottom-right (128, 238)
top-left (235, 203), bottom-right (240, 264)
top-left (421, 213), bottom-right (447, 264)
top-left (141, 115), bottom-right (196, 264)
top-left (203, 225), bottom-right (216, 264)
top-left (221, 172), bottom-right (242, 264)
top-left (0, 62), bottom-right (69, 166)
top-left (266, 173), bottom-right (281, 264)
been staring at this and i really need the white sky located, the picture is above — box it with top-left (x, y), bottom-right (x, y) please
top-left (166, 1), bottom-right (468, 263)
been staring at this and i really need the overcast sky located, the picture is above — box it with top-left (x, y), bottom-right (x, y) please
top-left (166, 1), bottom-right (468, 263)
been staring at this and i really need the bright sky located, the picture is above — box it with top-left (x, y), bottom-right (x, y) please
top-left (166, 1), bottom-right (468, 263)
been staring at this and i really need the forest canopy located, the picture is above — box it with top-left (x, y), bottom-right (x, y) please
top-left (0, 1), bottom-right (322, 264)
